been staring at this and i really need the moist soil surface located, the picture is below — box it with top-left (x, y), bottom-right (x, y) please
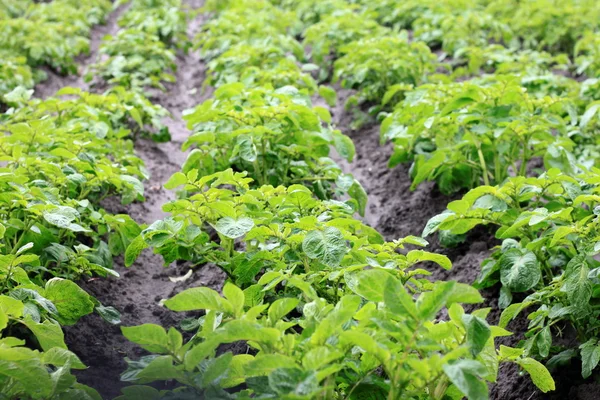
top-left (32, 2), bottom-right (600, 399)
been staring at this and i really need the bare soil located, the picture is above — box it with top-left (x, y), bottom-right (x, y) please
top-left (32, 2), bottom-right (600, 399)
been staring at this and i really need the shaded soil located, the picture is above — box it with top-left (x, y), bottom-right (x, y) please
top-left (30, 2), bottom-right (600, 400)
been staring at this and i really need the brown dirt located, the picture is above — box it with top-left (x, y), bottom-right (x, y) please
top-left (30, 2), bottom-right (600, 399)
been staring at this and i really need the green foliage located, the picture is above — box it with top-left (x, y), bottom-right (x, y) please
top-left (0, 0), bottom-right (33, 19)
top-left (487, 0), bottom-right (600, 54)
top-left (0, 54), bottom-right (36, 101)
top-left (381, 75), bottom-right (575, 194)
top-left (455, 45), bottom-right (570, 78)
top-left (88, 0), bottom-right (187, 93)
top-left (358, 0), bottom-right (600, 56)
top-left (0, 0), bottom-right (111, 99)
top-left (102, 0), bottom-right (580, 396)
top-left (412, 8), bottom-right (512, 56)
top-left (89, 29), bottom-right (177, 91)
top-left (333, 35), bottom-right (436, 107)
top-left (193, 0), bottom-right (319, 93)
top-left (205, 41), bottom-right (317, 93)
top-left (302, 11), bottom-right (390, 73)
top-left (357, 0), bottom-right (480, 31)
top-left (118, 0), bottom-right (188, 48)
top-left (0, 88), bottom-right (159, 359)
top-left (575, 32), bottom-right (600, 77)
top-left (424, 168), bottom-right (600, 376)
top-left (181, 84), bottom-right (362, 203)
top-left (118, 274), bottom-right (553, 399)
top-left (194, 3), bottom-right (297, 60)
top-left (275, 0), bottom-right (354, 32)
top-left (0, 329), bottom-right (101, 399)
top-left (129, 169), bottom-right (391, 292)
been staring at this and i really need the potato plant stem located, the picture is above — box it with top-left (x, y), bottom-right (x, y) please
top-left (476, 145), bottom-right (491, 186)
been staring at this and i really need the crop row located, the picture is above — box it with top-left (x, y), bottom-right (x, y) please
top-left (0, 0), bottom-right (193, 398)
top-left (86, 0), bottom-right (188, 95)
top-left (0, 0), bottom-right (112, 103)
top-left (286, 0), bottom-right (600, 389)
top-left (0, 87), bottom-right (155, 399)
top-left (321, 0), bottom-right (600, 383)
top-left (115, 1), bottom-right (555, 399)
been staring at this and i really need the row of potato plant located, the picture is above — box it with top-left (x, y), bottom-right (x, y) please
top-left (85, 0), bottom-right (191, 143)
top-left (87, 0), bottom-right (188, 95)
top-left (319, 0), bottom-right (600, 384)
top-left (0, 84), bottom-right (171, 397)
top-left (186, 0), bottom-right (366, 209)
top-left (425, 167), bottom-right (600, 378)
top-left (0, 0), bottom-right (195, 396)
top-left (357, 0), bottom-right (600, 61)
top-left (0, 0), bottom-right (112, 102)
top-left (280, 0), bottom-right (600, 389)
top-left (118, 1), bottom-right (553, 399)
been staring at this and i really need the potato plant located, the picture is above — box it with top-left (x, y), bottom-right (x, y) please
top-left (274, 0), bottom-right (354, 33)
top-left (181, 84), bottom-right (363, 206)
top-left (452, 45), bottom-right (577, 99)
top-left (117, 0), bottom-right (188, 48)
top-left (194, 4), bottom-right (298, 60)
top-left (117, 271), bottom-right (555, 399)
top-left (424, 167), bottom-right (600, 377)
top-left (302, 11), bottom-right (390, 73)
top-left (333, 35), bottom-right (436, 108)
top-left (0, 0), bottom-right (111, 83)
top-left (575, 32), bottom-right (600, 78)
top-left (0, 54), bottom-right (36, 100)
top-left (412, 9), bottom-right (512, 56)
top-left (487, 0), bottom-right (600, 54)
top-left (0, 0), bottom-right (194, 397)
top-left (0, 86), bottom-right (169, 385)
top-left (89, 29), bottom-right (177, 91)
top-left (381, 76), bottom-right (575, 194)
top-left (88, 0), bottom-right (187, 93)
top-left (204, 41), bottom-right (316, 93)
top-left (356, 0), bottom-right (480, 31)
top-left (125, 169), bottom-right (444, 296)
top-left (0, 301), bottom-right (102, 400)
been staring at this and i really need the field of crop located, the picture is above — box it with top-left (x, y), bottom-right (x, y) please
top-left (3, 0), bottom-right (600, 398)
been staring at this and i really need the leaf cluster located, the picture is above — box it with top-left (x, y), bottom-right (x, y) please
top-left (118, 269), bottom-right (554, 399)
top-left (333, 35), bottom-right (436, 107)
top-left (381, 76), bottom-right (575, 194)
top-left (424, 167), bottom-right (600, 377)
top-left (0, 0), bottom-right (111, 99)
top-left (88, 0), bottom-right (187, 93)
top-left (181, 84), bottom-right (362, 205)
